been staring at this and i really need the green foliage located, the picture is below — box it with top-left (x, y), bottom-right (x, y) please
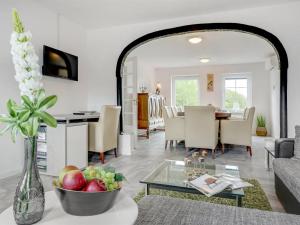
top-left (224, 89), bottom-right (247, 111)
top-left (175, 79), bottom-right (199, 106)
top-left (12, 9), bottom-right (25, 34)
top-left (256, 115), bottom-right (266, 127)
top-left (0, 89), bottom-right (57, 141)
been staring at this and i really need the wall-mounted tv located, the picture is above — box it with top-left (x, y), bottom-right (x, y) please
top-left (42, 45), bottom-right (78, 81)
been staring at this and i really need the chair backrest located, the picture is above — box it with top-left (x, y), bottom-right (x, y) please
top-left (245, 106), bottom-right (255, 128)
top-left (171, 106), bottom-right (177, 117)
top-left (243, 107), bottom-right (249, 120)
top-left (162, 106), bottom-right (173, 120)
top-left (99, 105), bottom-right (121, 150)
top-left (184, 106), bottom-right (216, 148)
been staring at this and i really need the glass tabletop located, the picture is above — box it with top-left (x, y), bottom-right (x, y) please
top-left (140, 160), bottom-right (244, 197)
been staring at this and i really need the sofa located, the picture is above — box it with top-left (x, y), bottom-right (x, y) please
top-left (273, 138), bottom-right (300, 214)
top-left (135, 195), bottom-right (300, 225)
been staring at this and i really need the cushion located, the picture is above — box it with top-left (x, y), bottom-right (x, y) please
top-left (273, 158), bottom-right (300, 202)
top-left (135, 195), bottom-right (300, 225)
top-left (294, 125), bottom-right (300, 159)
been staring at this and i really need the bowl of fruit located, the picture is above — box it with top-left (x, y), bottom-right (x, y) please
top-left (53, 165), bottom-right (125, 216)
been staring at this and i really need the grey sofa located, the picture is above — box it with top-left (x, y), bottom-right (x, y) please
top-left (135, 195), bottom-right (300, 225)
top-left (273, 138), bottom-right (300, 214)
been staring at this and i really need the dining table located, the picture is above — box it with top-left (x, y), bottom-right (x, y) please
top-left (177, 111), bottom-right (231, 119)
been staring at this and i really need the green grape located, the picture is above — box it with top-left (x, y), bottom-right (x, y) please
top-left (113, 182), bottom-right (119, 189)
top-left (89, 170), bottom-right (96, 178)
top-left (100, 170), bottom-right (106, 178)
top-left (105, 172), bottom-right (115, 179)
top-left (108, 184), bottom-right (114, 191)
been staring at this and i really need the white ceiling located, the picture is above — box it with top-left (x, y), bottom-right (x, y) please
top-left (128, 31), bottom-right (276, 67)
top-left (34, 0), bottom-right (299, 28)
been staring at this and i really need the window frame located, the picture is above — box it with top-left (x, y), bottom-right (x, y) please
top-left (222, 73), bottom-right (252, 114)
top-left (171, 75), bottom-right (200, 106)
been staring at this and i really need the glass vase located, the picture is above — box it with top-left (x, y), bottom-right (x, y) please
top-left (13, 136), bottom-right (45, 225)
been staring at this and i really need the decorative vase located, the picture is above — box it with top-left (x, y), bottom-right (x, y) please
top-left (256, 127), bottom-right (267, 136)
top-left (13, 137), bottom-right (45, 225)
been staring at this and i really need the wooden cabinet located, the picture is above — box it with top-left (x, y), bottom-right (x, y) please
top-left (137, 93), bottom-right (165, 138)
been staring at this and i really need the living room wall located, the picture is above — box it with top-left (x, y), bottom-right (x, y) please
top-left (86, 2), bottom-right (300, 138)
top-left (0, 1), bottom-right (89, 178)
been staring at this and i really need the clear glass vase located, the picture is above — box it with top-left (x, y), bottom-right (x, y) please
top-left (13, 137), bottom-right (45, 225)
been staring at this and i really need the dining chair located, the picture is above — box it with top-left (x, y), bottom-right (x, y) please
top-left (162, 106), bottom-right (185, 149)
top-left (184, 106), bottom-right (219, 158)
top-left (220, 107), bottom-right (255, 156)
top-left (88, 105), bottom-right (121, 163)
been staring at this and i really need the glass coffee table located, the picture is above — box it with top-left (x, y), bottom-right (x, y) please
top-left (140, 160), bottom-right (244, 207)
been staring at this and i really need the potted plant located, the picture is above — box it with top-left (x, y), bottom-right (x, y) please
top-left (256, 115), bottom-right (267, 136)
top-left (0, 10), bottom-right (57, 224)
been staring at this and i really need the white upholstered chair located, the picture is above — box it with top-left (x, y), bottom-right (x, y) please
top-left (162, 106), bottom-right (185, 149)
top-left (220, 107), bottom-right (255, 156)
top-left (184, 106), bottom-right (219, 158)
top-left (88, 105), bottom-right (121, 163)
top-left (171, 106), bottom-right (178, 117)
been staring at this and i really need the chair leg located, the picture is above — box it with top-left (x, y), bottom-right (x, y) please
top-left (221, 144), bottom-right (225, 154)
top-left (247, 146), bottom-right (252, 157)
top-left (100, 152), bottom-right (105, 164)
top-left (212, 148), bottom-right (216, 159)
top-left (170, 140), bottom-right (173, 148)
top-left (165, 140), bottom-right (168, 150)
top-left (114, 148), bottom-right (118, 158)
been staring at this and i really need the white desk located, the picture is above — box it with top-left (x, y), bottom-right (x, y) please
top-left (39, 113), bottom-right (100, 176)
top-left (0, 191), bottom-right (138, 225)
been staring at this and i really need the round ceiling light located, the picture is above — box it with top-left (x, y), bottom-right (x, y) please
top-left (188, 37), bottom-right (202, 44)
top-left (199, 58), bottom-right (210, 63)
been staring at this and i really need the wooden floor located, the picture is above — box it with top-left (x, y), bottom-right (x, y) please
top-left (0, 131), bottom-right (284, 213)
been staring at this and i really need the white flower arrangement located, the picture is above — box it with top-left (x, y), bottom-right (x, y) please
top-left (10, 28), bottom-right (43, 100)
top-left (0, 9), bottom-right (57, 140)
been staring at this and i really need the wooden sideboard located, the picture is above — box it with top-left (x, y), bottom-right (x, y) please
top-left (137, 93), bottom-right (165, 138)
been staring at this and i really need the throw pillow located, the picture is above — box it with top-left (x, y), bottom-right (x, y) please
top-left (294, 125), bottom-right (300, 159)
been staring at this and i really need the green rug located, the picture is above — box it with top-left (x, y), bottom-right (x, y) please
top-left (134, 179), bottom-right (272, 211)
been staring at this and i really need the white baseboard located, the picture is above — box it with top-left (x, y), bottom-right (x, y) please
top-left (0, 169), bottom-right (21, 180)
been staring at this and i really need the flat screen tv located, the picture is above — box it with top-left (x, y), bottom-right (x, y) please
top-left (42, 45), bottom-right (78, 81)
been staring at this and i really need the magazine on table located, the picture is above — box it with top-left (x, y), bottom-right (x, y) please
top-left (188, 173), bottom-right (253, 197)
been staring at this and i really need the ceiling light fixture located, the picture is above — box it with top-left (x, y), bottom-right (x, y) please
top-left (199, 58), bottom-right (210, 63)
top-left (188, 37), bottom-right (202, 44)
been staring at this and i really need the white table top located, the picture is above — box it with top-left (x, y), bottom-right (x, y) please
top-left (54, 113), bottom-right (100, 121)
top-left (0, 191), bottom-right (138, 225)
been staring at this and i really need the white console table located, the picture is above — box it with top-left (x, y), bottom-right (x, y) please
top-left (0, 191), bottom-right (138, 225)
top-left (37, 113), bottom-right (100, 176)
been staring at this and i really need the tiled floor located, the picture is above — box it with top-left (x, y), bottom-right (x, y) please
top-left (0, 131), bottom-right (284, 213)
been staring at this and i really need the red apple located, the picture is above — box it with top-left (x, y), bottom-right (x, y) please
top-left (62, 170), bottom-right (86, 191)
top-left (58, 165), bottom-right (79, 185)
top-left (83, 179), bottom-right (107, 192)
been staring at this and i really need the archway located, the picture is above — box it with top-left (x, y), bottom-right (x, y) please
top-left (116, 23), bottom-right (288, 137)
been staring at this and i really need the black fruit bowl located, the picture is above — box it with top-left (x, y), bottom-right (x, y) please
top-left (55, 187), bottom-right (120, 216)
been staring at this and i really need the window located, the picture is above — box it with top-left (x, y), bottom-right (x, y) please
top-left (172, 76), bottom-right (200, 106)
top-left (224, 77), bottom-right (249, 113)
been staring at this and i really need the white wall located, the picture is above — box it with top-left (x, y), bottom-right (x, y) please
top-left (86, 2), bottom-right (300, 137)
top-left (270, 68), bottom-right (281, 138)
top-left (136, 60), bottom-right (156, 93)
top-left (0, 1), bottom-right (88, 178)
top-left (153, 62), bottom-right (271, 135)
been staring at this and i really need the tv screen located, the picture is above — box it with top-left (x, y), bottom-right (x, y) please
top-left (42, 46), bottom-right (78, 81)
